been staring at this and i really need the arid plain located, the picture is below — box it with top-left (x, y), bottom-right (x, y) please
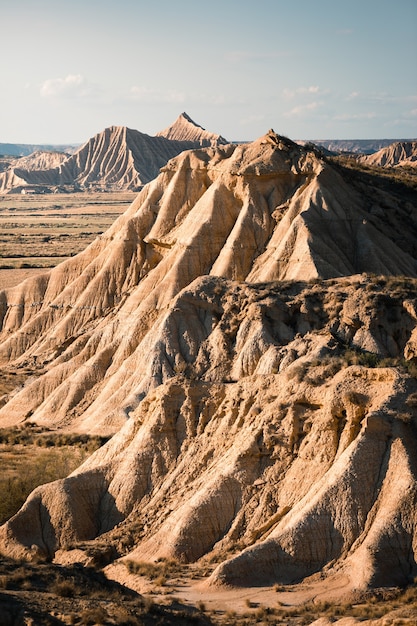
top-left (0, 193), bottom-right (135, 285)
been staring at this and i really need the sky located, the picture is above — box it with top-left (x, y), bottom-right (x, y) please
top-left (1, 0), bottom-right (416, 144)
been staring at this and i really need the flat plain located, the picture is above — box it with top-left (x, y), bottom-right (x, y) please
top-left (0, 192), bottom-right (136, 288)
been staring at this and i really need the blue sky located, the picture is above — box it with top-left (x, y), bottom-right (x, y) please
top-left (1, 0), bottom-right (416, 143)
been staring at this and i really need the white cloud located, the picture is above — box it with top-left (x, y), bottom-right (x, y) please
top-left (283, 86), bottom-right (320, 99)
top-left (130, 86), bottom-right (185, 104)
top-left (40, 74), bottom-right (94, 99)
top-left (333, 112), bottom-right (376, 121)
top-left (285, 101), bottom-right (321, 117)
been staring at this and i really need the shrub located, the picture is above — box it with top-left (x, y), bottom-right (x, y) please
top-left (51, 579), bottom-right (76, 597)
top-left (406, 392), bottom-right (417, 408)
top-left (0, 428), bottom-right (110, 524)
top-left (80, 607), bottom-right (108, 625)
top-left (0, 448), bottom-right (87, 524)
top-left (344, 390), bottom-right (368, 406)
top-left (124, 558), bottom-right (183, 581)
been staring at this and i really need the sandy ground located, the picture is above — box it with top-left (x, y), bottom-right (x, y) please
top-left (0, 267), bottom-right (48, 289)
top-left (104, 562), bottom-right (352, 617)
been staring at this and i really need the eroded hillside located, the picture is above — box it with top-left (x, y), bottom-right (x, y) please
top-left (360, 141), bottom-right (417, 168)
top-left (157, 112), bottom-right (228, 145)
top-left (0, 114), bottom-right (228, 194)
top-left (1, 132), bottom-right (417, 599)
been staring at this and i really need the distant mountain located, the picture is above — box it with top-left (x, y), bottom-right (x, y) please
top-left (8, 150), bottom-right (69, 171)
top-left (0, 151), bottom-right (70, 193)
top-left (14, 125), bottom-right (200, 191)
top-left (297, 138), bottom-right (417, 155)
top-left (0, 142), bottom-right (78, 157)
top-left (0, 116), bottom-right (228, 194)
top-left (359, 141), bottom-right (417, 168)
top-left (3, 117), bottom-right (414, 195)
top-left (157, 112), bottom-right (228, 145)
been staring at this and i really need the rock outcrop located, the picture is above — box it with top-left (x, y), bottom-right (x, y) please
top-left (10, 150), bottom-right (69, 171)
top-left (298, 138), bottom-right (416, 155)
top-left (0, 115), bottom-right (227, 194)
top-left (1, 132), bottom-right (417, 595)
top-left (157, 112), bottom-right (228, 145)
top-left (0, 151), bottom-right (69, 192)
top-left (0, 127), bottom-right (195, 193)
top-left (360, 141), bottom-right (417, 168)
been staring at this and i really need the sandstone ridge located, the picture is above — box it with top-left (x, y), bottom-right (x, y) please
top-left (1, 132), bottom-right (417, 596)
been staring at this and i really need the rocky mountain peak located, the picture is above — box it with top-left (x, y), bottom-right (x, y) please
top-left (156, 111), bottom-right (228, 145)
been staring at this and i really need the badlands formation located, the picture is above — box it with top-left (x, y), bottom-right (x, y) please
top-left (157, 111), bottom-right (228, 145)
top-left (0, 113), bottom-right (225, 194)
top-left (360, 140), bottom-right (417, 168)
top-left (300, 138), bottom-right (415, 155)
top-left (1, 131), bottom-right (417, 599)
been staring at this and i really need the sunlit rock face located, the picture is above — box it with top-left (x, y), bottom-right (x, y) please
top-left (1, 132), bottom-right (417, 595)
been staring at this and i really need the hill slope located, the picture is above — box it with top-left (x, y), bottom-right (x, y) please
top-left (0, 126), bottom-right (198, 193)
top-left (7, 150), bottom-right (69, 171)
top-left (157, 112), bottom-right (228, 145)
top-left (0, 116), bottom-right (227, 194)
top-left (1, 133), bottom-right (417, 597)
top-left (298, 138), bottom-right (416, 155)
top-left (360, 140), bottom-right (417, 168)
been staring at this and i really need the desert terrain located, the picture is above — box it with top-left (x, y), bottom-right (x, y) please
top-left (0, 114), bottom-right (227, 196)
top-left (1, 130), bottom-right (417, 625)
top-left (0, 192), bottom-right (135, 288)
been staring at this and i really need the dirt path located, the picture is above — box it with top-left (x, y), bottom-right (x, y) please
top-left (104, 562), bottom-right (352, 617)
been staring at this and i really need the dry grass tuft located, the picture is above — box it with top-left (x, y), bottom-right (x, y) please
top-left (0, 428), bottom-right (109, 524)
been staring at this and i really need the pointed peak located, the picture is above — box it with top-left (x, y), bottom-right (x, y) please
top-left (178, 112), bottom-right (201, 128)
top-left (256, 129), bottom-right (301, 151)
top-left (157, 113), bottom-right (228, 145)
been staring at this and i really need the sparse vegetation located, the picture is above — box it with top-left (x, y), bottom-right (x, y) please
top-left (0, 556), bottom-right (213, 625)
top-left (0, 449), bottom-right (82, 524)
top-left (0, 425), bottom-right (109, 449)
top-left (305, 340), bottom-right (417, 387)
top-left (80, 606), bottom-right (109, 625)
top-left (331, 154), bottom-right (417, 192)
top-left (0, 192), bottom-right (134, 277)
top-left (201, 584), bottom-right (417, 625)
top-left (124, 558), bottom-right (186, 583)
top-left (0, 427), bottom-right (109, 524)
top-left (51, 579), bottom-right (77, 598)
